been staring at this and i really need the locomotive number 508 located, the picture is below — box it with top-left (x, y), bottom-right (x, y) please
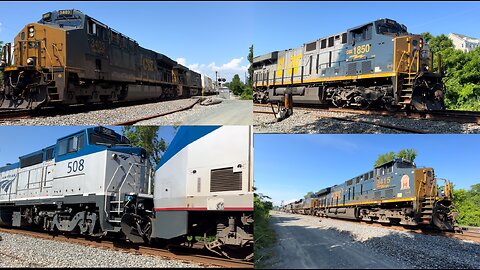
top-left (67, 159), bottom-right (85, 173)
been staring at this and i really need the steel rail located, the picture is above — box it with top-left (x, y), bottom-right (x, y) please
top-left (0, 227), bottom-right (252, 268)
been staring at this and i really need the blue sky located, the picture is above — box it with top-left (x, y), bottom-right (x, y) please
top-left (0, 1), bottom-right (253, 82)
top-left (0, 126), bottom-right (176, 167)
top-left (252, 1), bottom-right (480, 56)
top-left (254, 134), bottom-right (480, 206)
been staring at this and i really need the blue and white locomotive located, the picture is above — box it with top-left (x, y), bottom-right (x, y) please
top-left (121, 126), bottom-right (254, 260)
top-left (0, 126), bottom-right (253, 260)
top-left (0, 127), bottom-right (150, 236)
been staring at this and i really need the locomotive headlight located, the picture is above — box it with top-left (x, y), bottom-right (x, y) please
top-left (26, 58), bottom-right (35, 65)
top-left (111, 153), bottom-right (118, 160)
top-left (28, 27), bottom-right (35, 38)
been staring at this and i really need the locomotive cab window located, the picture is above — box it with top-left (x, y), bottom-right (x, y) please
top-left (58, 134), bottom-right (85, 156)
top-left (87, 19), bottom-right (97, 35)
top-left (349, 24), bottom-right (373, 45)
top-left (45, 147), bottom-right (55, 161)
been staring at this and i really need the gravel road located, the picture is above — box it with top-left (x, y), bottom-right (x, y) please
top-left (261, 211), bottom-right (480, 269)
top-left (0, 231), bottom-right (203, 268)
top-left (253, 107), bottom-right (480, 134)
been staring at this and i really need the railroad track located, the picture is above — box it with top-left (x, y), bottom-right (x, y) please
top-left (254, 103), bottom-right (429, 134)
top-left (0, 97), bottom-right (201, 124)
top-left (253, 103), bottom-right (480, 124)
top-left (281, 212), bottom-right (480, 244)
top-left (0, 227), bottom-right (252, 268)
top-left (112, 98), bottom-right (202, 125)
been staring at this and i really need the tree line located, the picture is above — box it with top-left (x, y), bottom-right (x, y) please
top-left (253, 187), bottom-right (275, 265)
top-left (422, 33), bottom-right (480, 110)
top-left (225, 45), bottom-right (253, 100)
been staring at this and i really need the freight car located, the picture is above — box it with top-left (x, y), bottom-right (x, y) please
top-left (290, 159), bottom-right (457, 230)
top-left (201, 74), bottom-right (216, 95)
top-left (0, 126), bottom-right (253, 260)
top-left (253, 18), bottom-right (445, 111)
top-left (0, 9), bottom-right (203, 109)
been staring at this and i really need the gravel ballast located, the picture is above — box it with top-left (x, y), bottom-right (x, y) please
top-left (270, 212), bottom-right (480, 269)
top-left (0, 231), bottom-right (203, 268)
top-left (254, 107), bottom-right (480, 134)
top-left (0, 99), bottom-right (197, 126)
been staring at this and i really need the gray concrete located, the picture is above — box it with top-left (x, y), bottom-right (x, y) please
top-left (264, 211), bottom-right (408, 269)
top-left (181, 98), bottom-right (252, 125)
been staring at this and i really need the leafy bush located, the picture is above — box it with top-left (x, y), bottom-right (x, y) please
top-left (254, 191), bottom-right (275, 266)
top-left (453, 183), bottom-right (480, 226)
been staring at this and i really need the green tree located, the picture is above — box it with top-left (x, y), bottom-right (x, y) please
top-left (229, 74), bottom-right (244, 96)
top-left (452, 183), bottom-right (480, 226)
top-left (247, 45), bottom-right (254, 87)
top-left (422, 32), bottom-right (480, 110)
top-left (121, 126), bottom-right (168, 169)
top-left (396, 149), bottom-right (417, 162)
top-left (374, 151), bottom-right (396, 167)
top-left (304, 191), bottom-right (314, 199)
top-left (240, 85), bottom-right (253, 100)
top-left (374, 149), bottom-right (418, 167)
top-left (254, 187), bottom-right (275, 265)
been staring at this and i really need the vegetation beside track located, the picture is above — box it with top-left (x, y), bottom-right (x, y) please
top-left (254, 188), bottom-right (276, 267)
top-left (423, 33), bottom-right (480, 111)
top-left (453, 183), bottom-right (480, 226)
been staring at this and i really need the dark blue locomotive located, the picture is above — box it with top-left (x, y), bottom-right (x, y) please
top-left (253, 19), bottom-right (445, 111)
top-left (283, 159), bottom-right (457, 230)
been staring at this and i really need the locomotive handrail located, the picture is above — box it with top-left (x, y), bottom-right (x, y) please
top-left (116, 162), bottom-right (148, 215)
top-left (104, 164), bottom-right (124, 218)
top-left (395, 51), bottom-right (408, 72)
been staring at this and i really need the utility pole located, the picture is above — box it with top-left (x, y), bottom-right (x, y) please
top-left (215, 71), bottom-right (218, 88)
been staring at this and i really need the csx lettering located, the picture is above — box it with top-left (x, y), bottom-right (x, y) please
top-left (90, 40), bottom-right (105, 54)
top-left (276, 54), bottom-right (303, 77)
top-left (67, 159), bottom-right (85, 174)
top-left (143, 58), bottom-right (155, 72)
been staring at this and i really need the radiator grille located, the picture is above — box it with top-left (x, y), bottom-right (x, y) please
top-left (361, 61), bottom-right (372, 74)
top-left (210, 167), bottom-right (242, 192)
top-left (374, 191), bottom-right (382, 199)
top-left (347, 63), bottom-right (356, 75)
top-left (385, 188), bottom-right (394, 198)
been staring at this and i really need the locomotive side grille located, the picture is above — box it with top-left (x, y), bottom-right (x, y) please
top-left (210, 167), bottom-right (242, 192)
top-left (361, 61), bottom-right (372, 74)
top-left (385, 188), bottom-right (394, 198)
top-left (374, 191), bottom-right (382, 199)
top-left (347, 63), bottom-right (356, 75)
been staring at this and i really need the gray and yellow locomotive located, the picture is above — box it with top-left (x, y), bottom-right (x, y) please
top-left (0, 9), bottom-right (203, 109)
top-left (253, 18), bottom-right (445, 111)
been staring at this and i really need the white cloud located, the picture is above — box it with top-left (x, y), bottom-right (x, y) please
top-left (175, 57), bottom-right (250, 82)
top-left (175, 57), bottom-right (186, 66)
top-left (0, 22), bottom-right (2, 32)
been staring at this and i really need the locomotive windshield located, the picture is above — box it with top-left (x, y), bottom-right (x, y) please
top-left (89, 127), bottom-right (131, 147)
top-left (38, 10), bottom-right (85, 28)
top-left (375, 19), bottom-right (408, 36)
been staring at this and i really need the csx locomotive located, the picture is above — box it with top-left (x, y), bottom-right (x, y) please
top-left (282, 159), bottom-right (457, 230)
top-left (253, 18), bottom-right (445, 111)
top-left (0, 9), bottom-right (214, 109)
top-left (0, 126), bottom-right (253, 260)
